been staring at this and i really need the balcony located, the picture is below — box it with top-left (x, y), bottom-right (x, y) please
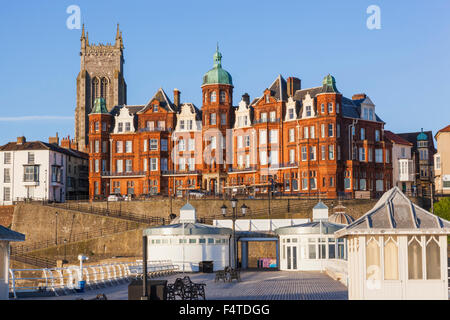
top-left (101, 171), bottom-right (146, 178)
top-left (161, 170), bottom-right (201, 176)
top-left (138, 127), bottom-right (172, 133)
top-left (398, 159), bottom-right (415, 182)
top-left (253, 118), bottom-right (281, 125)
top-left (228, 166), bottom-right (258, 173)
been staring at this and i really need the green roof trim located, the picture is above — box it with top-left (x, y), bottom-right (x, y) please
top-left (202, 45), bottom-right (233, 86)
top-left (90, 97), bottom-right (109, 114)
top-left (321, 74), bottom-right (339, 93)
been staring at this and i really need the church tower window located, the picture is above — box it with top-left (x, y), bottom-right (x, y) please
top-left (101, 78), bottom-right (108, 102)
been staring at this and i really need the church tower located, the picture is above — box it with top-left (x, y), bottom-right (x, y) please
top-left (75, 24), bottom-right (127, 152)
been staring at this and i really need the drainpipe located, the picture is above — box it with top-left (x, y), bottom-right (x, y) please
top-left (141, 235), bottom-right (148, 300)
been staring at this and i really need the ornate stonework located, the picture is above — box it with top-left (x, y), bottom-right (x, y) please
top-left (75, 24), bottom-right (127, 152)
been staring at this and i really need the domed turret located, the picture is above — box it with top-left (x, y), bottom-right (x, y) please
top-left (202, 44), bottom-right (233, 87)
top-left (328, 204), bottom-right (355, 225)
top-left (417, 128), bottom-right (428, 141)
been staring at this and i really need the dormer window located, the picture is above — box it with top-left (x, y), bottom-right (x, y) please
top-left (369, 109), bottom-right (373, 120)
top-left (210, 91), bottom-right (217, 103)
top-left (153, 104), bottom-right (158, 112)
top-left (118, 122), bottom-right (123, 132)
top-left (220, 91), bottom-right (226, 103)
top-left (180, 120), bottom-right (185, 130)
top-left (306, 106), bottom-right (312, 117)
top-left (125, 122), bottom-right (131, 132)
top-left (288, 108), bottom-right (295, 120)
top-left (328, 102), bottom-right (333, 113)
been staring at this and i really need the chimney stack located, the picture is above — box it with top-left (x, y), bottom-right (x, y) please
top-left (352, 93), bottom-right (367, 100)
top-left (49, 132), bottom-right (59, 145)
top-left (287, 77), bottom-right (301, 97)
top-left (17, 136), bottom-right (26, 145)
top-left (242, 93), bottom-right (250, 105)
top-left (174, 89), bottom-right (181, 108)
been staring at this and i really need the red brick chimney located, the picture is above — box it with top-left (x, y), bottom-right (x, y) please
top-left (48, 132), bottom-right (59, 145)
top-left (17, 136), bottom-right (26, 145)
top-left (174, 89), bottom-right (181, 108)
top-left (352, 93), bottom-right (367, 100)
top-left (287, 77), bottom-right (301, 97)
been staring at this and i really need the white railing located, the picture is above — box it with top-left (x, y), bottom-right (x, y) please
top-left (9, 260), bottom-right (179, 299)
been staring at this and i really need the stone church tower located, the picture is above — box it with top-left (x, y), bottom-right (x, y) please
top-left (75, 24), bottom-right (127, 151)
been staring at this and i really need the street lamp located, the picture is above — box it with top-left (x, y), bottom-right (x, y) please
top-left (221, 198), bottom-right (247, 269)
top-left (63, 239), bottom-right (67, 264)
top-left (55, 212), bottom-right (59, 245)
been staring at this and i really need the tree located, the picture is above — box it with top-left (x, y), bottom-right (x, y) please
top-left (434, 197), bottom-right (450, 221)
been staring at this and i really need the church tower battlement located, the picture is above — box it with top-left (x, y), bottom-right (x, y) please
top-left (75, 24), bottom-right (127, 152)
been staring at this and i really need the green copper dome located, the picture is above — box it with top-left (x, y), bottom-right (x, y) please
top-left (321, 74), bottom-right (339, 93)
top-left (202, 45), bottom-right (233, 86)
top-left (90, 97), bottom-right (109, 114)
top-left (417, 129), bottom-right (428, 141)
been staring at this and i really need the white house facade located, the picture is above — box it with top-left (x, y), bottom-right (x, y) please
top-left (0, 137), bottom-right (86, 205)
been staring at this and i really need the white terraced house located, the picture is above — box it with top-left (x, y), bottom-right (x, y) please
top-left (0, 136), bottom-right (87, 205)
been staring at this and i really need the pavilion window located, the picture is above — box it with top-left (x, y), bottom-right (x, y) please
top-left (383, 236), bottom-right (399, 280)
top-left (425, 236), bottom-right (441, 280)
top-left (328, 102), bottom-right (333, 113)
top-left (328, 238), bottom-right (336, 259)
top-left (319, 238), bottom-right (326, 259)
top-left (210, 113), bottom-right (216, 125)
top-left (95, 121), bottom-right (99, 132)
top-left (220, 113), bottom-right (226, 125)
top-left (321, 103), bottom-right (325, 113)
top-left (210, 91), bottom-right (216, 103)
top-left (308, 238), bottom-right (316, 259)
top-left (366, 236), bottom-right (381, 281)
top-left (408, 236), bottom-right (423, 280)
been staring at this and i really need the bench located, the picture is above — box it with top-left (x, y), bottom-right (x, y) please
top-left (167, 276), bottom-right (206, 300)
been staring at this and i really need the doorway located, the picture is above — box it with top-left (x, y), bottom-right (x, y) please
top-left (286, 245), bottom-right (298, 270)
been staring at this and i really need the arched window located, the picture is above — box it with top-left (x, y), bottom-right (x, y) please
top-left (384, 236), bottom-right (398, 280)
top-left (220, 90), bottom-right (226, 103)
top-left (366, 236), bottom-right (381, 281)
top-left (101, 77), bottom-right (108, 100)
top-left (426, 236), bottom-right (440, 279)
top-left (210, 91), bottom-right (217, 103)
top-left (92, 78), bottom-right (100, 104)
top-left (408, 236), bottom-right (423, 279)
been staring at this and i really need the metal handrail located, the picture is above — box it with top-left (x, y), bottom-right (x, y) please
top-left (9, 260), bottom-right (179, 298)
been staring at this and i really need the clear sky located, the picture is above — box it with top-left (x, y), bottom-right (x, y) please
top-left (1, 0), bottom-right (449, 145)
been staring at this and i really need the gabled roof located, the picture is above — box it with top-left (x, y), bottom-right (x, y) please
top-left (293, 86), bottom-right (322, 102)
top-left (435, 125), bottom-right (450, 139)
top-left (0, 140), bottom-right (88, 159)
top-left (314, 200), bottom-right (328, 210)
top-left (335, 187), bottom-right (450, 237)
top-left (0, 225), bottom-right (25, 242)
top-left (384, 130), bottom-right (413, 146)
top-left (140, 88), bottom-right (176, 113)
top-left (251, 75), bottom-right (288, 105)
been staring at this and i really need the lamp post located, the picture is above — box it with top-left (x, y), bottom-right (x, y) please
top-left (63, 239), bottom-right (67, 264)
top-left (55, 212), bottom-right (58, 245)
top-left (221, 198), bottom-right (248, 269)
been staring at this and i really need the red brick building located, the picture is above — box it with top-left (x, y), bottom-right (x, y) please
top-left (88, 47), bottom-right (392, 200)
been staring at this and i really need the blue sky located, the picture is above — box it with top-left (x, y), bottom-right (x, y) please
top-left (1, 0), bottom-right (449, 145)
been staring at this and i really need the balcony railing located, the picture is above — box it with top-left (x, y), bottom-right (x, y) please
top-left (228, 166), bottom-right (258, 173)
top-left (253, 118), bottom-right (281, 124)
top-left (161, 170), bottom-right (202, 175)
top-left (101, 171), bottom-right (146, 177)
top-left (138, 127), bottom-right (172, 133)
